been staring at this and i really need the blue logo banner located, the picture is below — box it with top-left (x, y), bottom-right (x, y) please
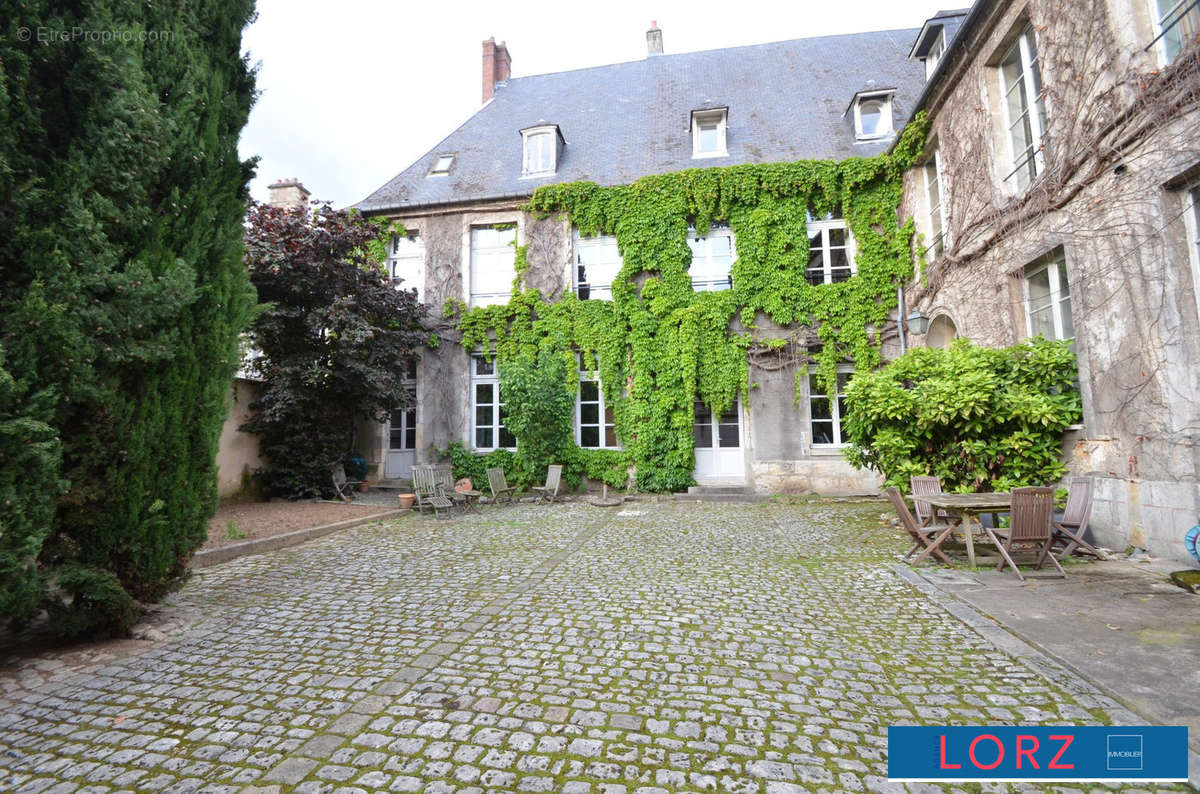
top-left (887, 726), bottom-right (1188, 782)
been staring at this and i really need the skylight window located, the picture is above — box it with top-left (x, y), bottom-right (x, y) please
top-left (430, 155), bottom-right (454, 175)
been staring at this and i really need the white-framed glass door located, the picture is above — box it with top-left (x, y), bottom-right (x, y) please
top-left (385, 366), bottom-right (418, 479)
top-left (693, 397), bottom-right (745, 481)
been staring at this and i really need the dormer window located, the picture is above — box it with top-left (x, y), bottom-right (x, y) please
top-left (521, 124), bottom-right (562, 177)
top-left (691, 108), bottom-right (728, 158)
top-left (852, 91), bottom-right (894, 140)
top-left (924, 30), bottom-right (947, 78)
top-left (429, 154), bottom-right (454, 176)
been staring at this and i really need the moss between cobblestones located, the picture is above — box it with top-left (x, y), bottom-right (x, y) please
top-left (0, 502), bottom-right (1188, 793)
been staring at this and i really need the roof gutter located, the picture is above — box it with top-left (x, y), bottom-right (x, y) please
top-left (888, 0), bottom-right (994, 154)
top-left (357, 191), bottom-right (536, 217)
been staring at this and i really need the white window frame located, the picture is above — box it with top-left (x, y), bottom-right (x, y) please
top-left (923, 150), bottom-right (947, 258)
top-left (429, 154), bottom-right (454, 176)
top-left (388, 232), bottom-right (425, 301)
top-left (1149, 0), bottom-right (1200, 65)
top-left (576, 364), bottom-right (620, 449)
top-left (470, 355), bottom-right (515, 451)
top-left (925, 29), bottom-right (947, 79)
top-left (998, 24), bottom-right (1047, 189)
top-left (388, 360), bottom-right (419, 452)
top-left (691, 109), bottom-right (728, 159)
top-left (806, 211), bottom-right (857, 285)
top-left (521, 126), bottom-right (557, 177)
top-left (808, 367), bottom-right (853, 448)
top-left (469, 225), bottom-right (517, 308)
top-left (1023, 250), bottom-right (1074, 341)
top-left (686, 225), bottom-right (736, 291)
top-left (572, 231), bottom-right (623, 301)
top-left (1184, 182), bottom-right (1200, 331)
top-left (854, 93), bottom-right (894, 140)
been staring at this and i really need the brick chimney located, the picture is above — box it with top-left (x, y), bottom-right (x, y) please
top-left (646, 21), bottom-right (663, 56)
top-left (267, 178), bottom-right (310, 210)
top-left (482, 38), bottom-right (512, 103)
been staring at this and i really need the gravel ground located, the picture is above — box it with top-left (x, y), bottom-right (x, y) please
top-left (205, 500), bottom-right (396, 550)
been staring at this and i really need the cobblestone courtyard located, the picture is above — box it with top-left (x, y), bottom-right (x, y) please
top-left (0, 501), bottom-right (1161, 793)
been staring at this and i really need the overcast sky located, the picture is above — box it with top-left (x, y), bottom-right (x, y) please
top-left (237, 0), bottom-right (950, 209)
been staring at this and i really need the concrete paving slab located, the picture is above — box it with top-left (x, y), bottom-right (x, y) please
top-left (917, 558), bottom-right (1200, 748)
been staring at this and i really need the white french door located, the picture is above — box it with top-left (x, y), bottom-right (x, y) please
top-left (693, 397), bottom-right (745, 482)
top-left (385, 384), bottom-right (417, 479)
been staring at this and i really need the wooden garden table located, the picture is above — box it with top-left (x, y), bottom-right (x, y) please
top-left (921, 492), bottom-right (1012, 568)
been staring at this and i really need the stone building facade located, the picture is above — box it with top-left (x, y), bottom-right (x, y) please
top-left (899, 0), bottom-right (1200, 560)
top-left (355, 29), bottom-right (932, 494)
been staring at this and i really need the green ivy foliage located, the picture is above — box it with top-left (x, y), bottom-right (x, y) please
top-left (497, 349), bottom-right (575, 483)
top-left (842, 338), bottom-right (1082, 492)
top-left (453, 117), bottom-right (928, 492)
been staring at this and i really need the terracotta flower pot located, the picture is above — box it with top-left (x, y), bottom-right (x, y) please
top-left (359, 481), bottom-right (370, 493)
top-left (397, 493), bottom-right (415, 509)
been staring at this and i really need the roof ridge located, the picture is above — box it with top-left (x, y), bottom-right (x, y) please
top-left (500, 26), bottom-right (924, 84)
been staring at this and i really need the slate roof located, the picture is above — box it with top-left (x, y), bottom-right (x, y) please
top-left (357, 28), bottom-right (927, 213)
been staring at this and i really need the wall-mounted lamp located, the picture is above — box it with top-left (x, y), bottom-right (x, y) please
top-left (906, 310), bottom-right (930, 336)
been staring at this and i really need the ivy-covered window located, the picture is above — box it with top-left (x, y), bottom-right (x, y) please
top-left (687, 225), bottom-right (735, 291)
top-left (573, 231), bottom-right (622, 300)
top-left (389, 233), bottom-right (425, 301)
top-left (577, 363), bottom-right (619, 448)
top-left (469, 225), bottom-right (517, 308)
top-left (999, 23), bottom-right (1047, 190)
top-left (809, 369), bottom-right (852, 447)
top-left (923, 151), bottom-right (946, 258)
top-left (471, 355), bottom-right (515, 450)
top-left (806, 210), bottom-right (855, 285)
top-left (1024, 249), bottom-right (1074, 341)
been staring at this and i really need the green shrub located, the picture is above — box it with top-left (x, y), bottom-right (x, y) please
top-left (842, 338), bottom-right (1081, 492)
top-left (0, 1), bottom-right (257, 636)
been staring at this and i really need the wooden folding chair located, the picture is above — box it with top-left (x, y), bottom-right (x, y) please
top-left (413, 464), bottom-right (453, 517)
top-left (1052, 477), bottom-right (1106, 560)
top-left (331, 463), bottom-right (364, 502)
top-left (486, 467), bottom-right (518, 506)
top-left (434, 463), bottom-right (467, 513)
top-left (532, 465), bottom-right (563, 503)
top-left (910, 475), bottom-right (949, 526)
top-left (884, 487), bottom-right (956, 566)
top-left (984, 486), bottom-right (1066, 581)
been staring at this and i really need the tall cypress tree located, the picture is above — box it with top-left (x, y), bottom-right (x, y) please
top-left (0, 2), bottom-right (257, 636)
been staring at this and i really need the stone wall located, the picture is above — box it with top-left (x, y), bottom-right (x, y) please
top-left (215, 379), bottom-right (263, 498)
top-left (900, 0), bottom-right (1200, 562)
top-left (373, 200), bottom-right (885, 495)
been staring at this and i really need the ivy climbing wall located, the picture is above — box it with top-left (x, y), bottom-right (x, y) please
top-left (371, 117), bottom-right (928, 493)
